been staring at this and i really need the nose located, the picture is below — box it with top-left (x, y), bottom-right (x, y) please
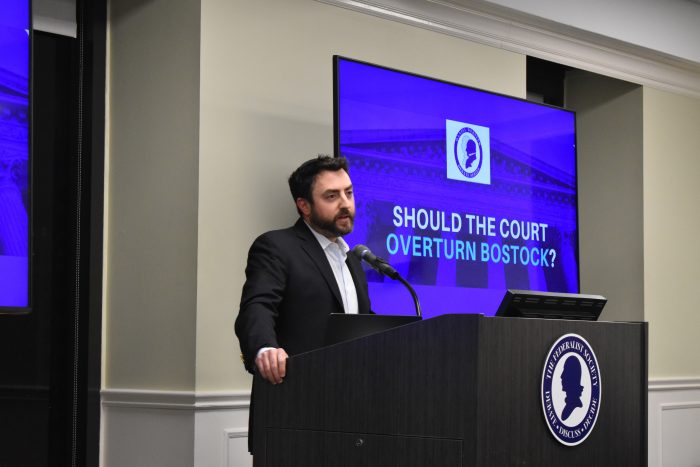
top-left (339, 192), bottom-right (351, 207)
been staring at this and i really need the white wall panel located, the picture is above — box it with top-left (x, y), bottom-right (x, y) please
top-left (102, 390), bottom-right (252, 467)
top-left (649, 379), bottom-right (700, 467)
top-left (102, 407), bottom-right (194, 467)
top-left (101, 382), bottom-right (700, 467)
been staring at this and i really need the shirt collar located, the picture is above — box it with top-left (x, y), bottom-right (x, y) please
top-left (304, 221), bottom-right (350, 255)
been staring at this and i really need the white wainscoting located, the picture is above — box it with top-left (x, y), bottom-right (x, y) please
top-left (102, 381), bottom-right (700, 467)
top-left (648, 378), bottom-right (700, 467)
top-left (194, 392), bottom-right (252, 467)
top-left (101, 389), bottom-right (252, 467)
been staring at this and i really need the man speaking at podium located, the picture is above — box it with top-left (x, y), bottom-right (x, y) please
top-left (235, 155), bottom-right (372, 386)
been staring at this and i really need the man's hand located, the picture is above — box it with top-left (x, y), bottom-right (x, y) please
top-left (255, 347), bottom-right (289, 384)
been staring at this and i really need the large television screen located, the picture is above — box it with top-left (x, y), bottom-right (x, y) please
top-left (0, 0), bottom-right (30, 309)
top-left (334, 57), bottom-right (578, 318)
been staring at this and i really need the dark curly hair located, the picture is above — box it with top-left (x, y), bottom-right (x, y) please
top-left (288, 155), bottom-right (349, 213)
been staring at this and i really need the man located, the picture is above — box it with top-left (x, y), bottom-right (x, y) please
top-left (235, 155), bottom-right (372, 386)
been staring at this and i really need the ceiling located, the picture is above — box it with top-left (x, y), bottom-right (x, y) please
top-left (439, 0), bottom-right (700, 64)
top-left (32, 0), bottom-right (700, 65)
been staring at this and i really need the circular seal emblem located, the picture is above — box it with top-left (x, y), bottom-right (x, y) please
top-left (453, 126), bottom-right (483, 178)
top-left (541, 333), bottom-right (601, 446)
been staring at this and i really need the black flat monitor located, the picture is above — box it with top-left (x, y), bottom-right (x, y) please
top-left (495, 289), bottom-right (606, 321)
top-left (334, 56), bottom-right (580, 318)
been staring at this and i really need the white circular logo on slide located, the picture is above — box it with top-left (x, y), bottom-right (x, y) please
top-left (453, 126), bottom-right (483, 178)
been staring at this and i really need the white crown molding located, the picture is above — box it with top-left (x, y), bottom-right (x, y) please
top-left (648, 377), bottom-right (700, 392)
top-left (315, 0), bottom-right (700, 98)
top-left (101, 388), bottom-right (251, 410)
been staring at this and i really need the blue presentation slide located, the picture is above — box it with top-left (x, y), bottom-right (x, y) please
top-left (336, 58), bottom-right (579, 317)
top-left (0, 0), bottom-right (30, 308)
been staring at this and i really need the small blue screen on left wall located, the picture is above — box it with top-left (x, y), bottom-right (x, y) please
top-left (0, 0), bottom-right (30, 307)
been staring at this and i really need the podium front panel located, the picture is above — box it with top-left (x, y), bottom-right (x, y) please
top-left (266, 428), bottom-right (462, 467)
top-left (253, 315), bottom-right (647, 467)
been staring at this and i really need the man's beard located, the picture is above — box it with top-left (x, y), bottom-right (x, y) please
top-left (309, 206), bottom-right (354, 238)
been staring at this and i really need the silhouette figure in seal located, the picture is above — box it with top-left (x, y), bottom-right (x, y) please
top-left (560, 355), bottom-right (584, 421)
top-left (465, 139), bottom-right (478, 169)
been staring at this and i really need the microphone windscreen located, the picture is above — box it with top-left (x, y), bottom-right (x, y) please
top-left (351, 244), bottom-right (370, 259)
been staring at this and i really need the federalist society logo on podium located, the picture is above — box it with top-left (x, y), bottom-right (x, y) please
top-left (541, 334), bottom-right (601, 446)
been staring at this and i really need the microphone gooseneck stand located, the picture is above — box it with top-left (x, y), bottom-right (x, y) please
top-left (396, 273), bottom-right (422, 319)
top-left (352, 245), bottom-right (422, 318)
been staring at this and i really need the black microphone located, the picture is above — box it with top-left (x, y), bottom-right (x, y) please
top-left (351, 245), bottom-right (399, 280)
top-left (351, 244), bottom-right (422, 318)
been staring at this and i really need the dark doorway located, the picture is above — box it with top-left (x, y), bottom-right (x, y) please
top-left (0, 1), bottom-right (105, 465)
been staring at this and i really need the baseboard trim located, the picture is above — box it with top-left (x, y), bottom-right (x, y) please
top-left (101, 389), bottom-right (251, 410)
top-left (648, 377), bottom-right (700, 392)
top-left (196, 391), bottom-right (251, 410)
top-left (101, 380), bottom-right (700, 408)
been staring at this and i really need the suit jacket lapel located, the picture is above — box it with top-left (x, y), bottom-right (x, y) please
top-left (293, 219), bottom-right (344, 308)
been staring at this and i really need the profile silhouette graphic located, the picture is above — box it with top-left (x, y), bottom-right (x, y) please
top-left (465, 139), bottom-right (478, 169)
top-left (560, 355), bottom-right (584, 421)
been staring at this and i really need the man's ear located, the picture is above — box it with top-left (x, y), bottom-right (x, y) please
top-left (296, 198), bottom-right (311, 218)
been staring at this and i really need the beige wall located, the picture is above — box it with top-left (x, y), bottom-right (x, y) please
top-left (643, 88), bottom-right (700, 378)
top-left (195, 0), bottom-right (525, 391)
top-left (104, 0), bottom-right (524, 392)
top-left (107, 0), bottom-right (700, 393)
top-left (105, 0), bottom-right (201, 390)
top-left (565, 71), bottom-right (644, 322)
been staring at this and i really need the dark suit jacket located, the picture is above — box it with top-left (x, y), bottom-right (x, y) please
top-left (235, 218), bottom-right (371, 373)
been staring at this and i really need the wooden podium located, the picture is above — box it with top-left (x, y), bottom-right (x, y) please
top-left (252, 314), bottom-right (647, 466)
